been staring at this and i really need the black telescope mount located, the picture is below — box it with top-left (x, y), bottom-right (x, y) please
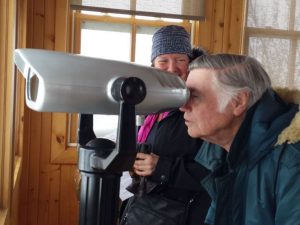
top-left (77, 77), bottom-right (146, 225)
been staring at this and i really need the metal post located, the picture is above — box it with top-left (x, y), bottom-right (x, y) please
top-left (77, 77), bottom-right (146, 225)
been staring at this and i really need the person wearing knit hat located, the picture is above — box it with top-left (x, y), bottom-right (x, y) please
top-left (150, 25), bottom-right (206, 81)
top-left (150, 25), bottom-right (192, 81)
top-left (120, 25), bottom-right (210, 225)
top-left (151, 25), bottom-right (192, 62)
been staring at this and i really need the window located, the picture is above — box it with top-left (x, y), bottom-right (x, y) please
top-left (135, 25), bottom-right (161, 65)
top-left (73, 12), bottom-right (192, 141)
top-left (80, 21), bottom-right (132, 61)
top-left (244, 0), bottom-right (300, 88)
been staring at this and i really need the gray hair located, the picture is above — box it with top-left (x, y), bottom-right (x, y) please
top-left (189, 54), bottom-right (271, 112)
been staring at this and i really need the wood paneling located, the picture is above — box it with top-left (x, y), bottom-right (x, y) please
top-left (60, 165), bottom-right (79, 225)
top-left (0, 0), bottom-right (17, 224)
top-left (223, 0), bottom-right (247, 53)
top-left (16, 0), bottom-right (79, 224)
top-left (51, 113), bottom-right (77, 164)
top-left (14, 0), bottom-right (246, 224)
top-left (198, 0), bottom-right (246, 54)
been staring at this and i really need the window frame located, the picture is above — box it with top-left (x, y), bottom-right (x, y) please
top-left (50, 11), bottom-right (194, 164)
top-left (243, 0), bottom-right (300, 88)
top-left (73, 11), bottom-right (192, 59)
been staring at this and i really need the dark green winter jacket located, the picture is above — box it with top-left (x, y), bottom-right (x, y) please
top-left (195, 88), bottom-right (300, 225)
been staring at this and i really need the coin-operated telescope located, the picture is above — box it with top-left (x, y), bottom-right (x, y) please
top-left (14, 49), bottom-right (189, 225)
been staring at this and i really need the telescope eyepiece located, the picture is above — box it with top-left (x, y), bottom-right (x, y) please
top-left (111, 77), bottom-right (146, 105)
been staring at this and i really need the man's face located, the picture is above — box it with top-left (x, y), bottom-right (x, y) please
top-left (180, 68), bottom-right (239, 146)
top-left (153, 53), bottom-right (189, 81)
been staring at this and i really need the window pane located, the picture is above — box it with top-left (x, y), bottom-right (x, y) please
top-left (296, 0), bottom-right (300, 31)
top-left (248, 37), bottom-right (290, 87)
top-left (247, 0), bottom-right (291, 30)
top-left (81, 21), bottom-right (131, 61)
top-left (80, 21), bottom-right (132, 139)
top-left (93, 115), bottom-right (119, 140)
top-left (135, 26), bottom-right (161, 66)
top-left (295, 41), bottom-right (300, 88)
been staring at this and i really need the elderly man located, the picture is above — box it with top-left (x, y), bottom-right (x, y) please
top-left (180, 54), bottom-right (300, 225)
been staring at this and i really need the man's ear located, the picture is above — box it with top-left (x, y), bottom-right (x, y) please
top-left (231, 91), bottom-right (249, 116)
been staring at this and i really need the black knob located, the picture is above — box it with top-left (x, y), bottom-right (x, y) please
top-left (111, 77), bottom-right (146, 104)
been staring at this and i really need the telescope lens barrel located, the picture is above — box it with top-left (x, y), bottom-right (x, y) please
top-left (111, 77), bottom-right (146, 104)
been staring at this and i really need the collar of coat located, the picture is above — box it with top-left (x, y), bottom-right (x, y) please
top-left (274, 88), bottom-right (300, 145)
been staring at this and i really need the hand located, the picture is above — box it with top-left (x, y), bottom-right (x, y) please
top-left (133, 152), bottom-right (159, 176)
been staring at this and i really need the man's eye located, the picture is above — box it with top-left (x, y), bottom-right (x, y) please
top-left (189, 93), bottom-right (198, 99)
top-left (190, 93), bottom-right (201, 101)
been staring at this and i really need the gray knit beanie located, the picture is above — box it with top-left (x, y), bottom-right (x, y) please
top-left (151, 25), bottom-right (192, 62)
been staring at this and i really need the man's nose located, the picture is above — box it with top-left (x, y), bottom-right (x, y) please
top-left (179, 103), bottom-right (187, 112)
top-left (179, 97), bottom-right (191, 112)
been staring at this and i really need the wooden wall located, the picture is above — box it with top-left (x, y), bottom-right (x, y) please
top-left (15, 0), bottom-right (79, 225)
top-left (0, 0), bottom-right (17, 224)
top-left (197, 0), bottom-right (246, 53)
top-left (14, 0), bottom-right (246, 224)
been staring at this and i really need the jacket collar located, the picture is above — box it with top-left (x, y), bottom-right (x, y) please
top-left (274, 88), bottom-right (300, 145)
top-left (229, 88), bottom-right (298, 168)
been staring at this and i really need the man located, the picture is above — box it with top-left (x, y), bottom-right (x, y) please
top-left (180, 53), bottom-right (300, 225)
top-left (120, 25), bottom-right (210, 225)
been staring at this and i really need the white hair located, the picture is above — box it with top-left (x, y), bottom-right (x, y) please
top-left (189, 54), bottom-right (271, 112)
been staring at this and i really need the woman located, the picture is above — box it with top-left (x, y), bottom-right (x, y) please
top-left (120, 25), bottom-right (210, 225)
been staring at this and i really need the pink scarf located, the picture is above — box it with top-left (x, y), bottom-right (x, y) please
top-left (137, 112), bottom-right (169, 143)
